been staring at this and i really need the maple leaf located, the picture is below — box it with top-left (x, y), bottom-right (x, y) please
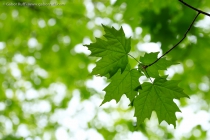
top-left (101, 65), bottom-right (142, 105)
top-left (134, 76), bottom-right (189, 127)
top-left (139, 52), bottom-right (174, 78)
top-left (84, 25), bottom-right (131, 77)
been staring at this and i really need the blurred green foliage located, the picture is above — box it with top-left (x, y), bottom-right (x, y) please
top-left (0, 0), bottom-right (210, 139)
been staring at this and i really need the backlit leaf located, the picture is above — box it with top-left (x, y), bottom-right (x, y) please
top-left (101, 65), bottom-right (141, 105)
top-left (85, 25), bottom-right (131, 77)
top-left (134, 76), bottom-right (189, 127)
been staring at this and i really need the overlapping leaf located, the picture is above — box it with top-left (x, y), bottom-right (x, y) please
top-left (85, 25), bottom-right (131, 77)
top-left (101, 65), bottom-right (141, 105)
top-left (139, 52), bottom-right (174, 78)
top-left (134, 76), bottom-right (189, 127)
top-left (86, 25), bottom-right (189, 128)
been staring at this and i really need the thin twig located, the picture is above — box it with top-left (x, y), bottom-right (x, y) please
top-left (145, 12), bottom-right (200, 68)
top-left (144, 69), bottom-right (153, 82)
top-left (179, 0), bottom-right (210, 17)
top-left (128, 54), bottom-right (141, 64)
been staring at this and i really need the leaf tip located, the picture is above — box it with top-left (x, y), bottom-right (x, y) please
top-left (100, 100), bottom-right (106, 106)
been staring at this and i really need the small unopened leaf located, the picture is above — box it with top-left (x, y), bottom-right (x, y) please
top-left (139, 52), bottom-right (174, 78)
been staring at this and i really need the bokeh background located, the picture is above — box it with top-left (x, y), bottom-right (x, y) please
top-left (0, 0), bottom-right (210, 139)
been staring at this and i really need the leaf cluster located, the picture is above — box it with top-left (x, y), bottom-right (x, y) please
top-left (85, 25), bottom-right (189, 128)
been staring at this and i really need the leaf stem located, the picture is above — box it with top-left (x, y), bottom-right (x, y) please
top-left (145, 12), bottom-right (200, 68)
top-left (179, 0), bottom-right (210, 17)
top-left (145, 69), bottom-right (153, 82)
top-left (128, 54), bottom-right (141, 64)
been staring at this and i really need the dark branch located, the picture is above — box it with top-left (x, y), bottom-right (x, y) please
top-left (145, 12), bottom-right (200, 68)
top-left (128, 54), bottom-right (141, 64)
top-left (179, 0), bottom-right (210, 17)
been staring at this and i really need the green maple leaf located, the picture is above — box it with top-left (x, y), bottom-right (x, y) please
top-left (134, 76), bottom-right (189, 127)
top-left (101, 65), bottom-right (142, 105)
top-left (139, 52), bottom-right (174, 78)
top-left (84, 25), bottom-right (131, 77)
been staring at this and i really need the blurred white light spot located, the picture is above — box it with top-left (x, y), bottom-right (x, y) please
top-left (0, 13), bottom-right (7, 20)
top-left (5, 119), bottom-right (13, 133)
top-left (188, 35), bottom-right (197, 44)
top-left (105, 6), bottom-right (113, 15)
top-left (94, 17), bottom-right (112, 25)
top-left (98, 110), bottom-right (114, 127)
top-left (116, 125), bottom-right (123, 132)
top-left (139, 75), bottom-right (150, 84)
top-left (34, 67), bottom-right (48, 78)
top-left (0, 42), bottom-right (6, 50)
top-left (25, 89), bottom-right (38, 100)
top-left (24, 81), bottom-right (32, 89)
top-left (93, 29), bottom-right (102, 37)
top-left (17, 124), bottom-right (30, 137)
top-left (16, 90), bottom-right (25, 101)
top-left (114, 13), bottom-right (122, 21)
top-left (165, 64), bottom-right (184, 78)
top-left (63, 36), bottom-right (71, 44)
top-left (28, 38), bottom-right (38, 48)
top-left (13, 54), bottom-right (25, 63)
top-left (50, 83), bottom-right (66, 105)
top-left (128, 132), bottom-right (148, 140)
top-left (186, 59), bottom-right (194, 67)
top-left (48, 18), bottom-right (56, 26)
top-left (54, 8), bottom-right (63, 16)
top-left (68, 89), bottom-right (81, 116)
top-left (111, 23), bottom-right (120, 30)
top-left (122, 23), bottom-right (133, 37)
top-left (9, 62), bottom-right (21, 79)
top-left (86, 129), bottom-right (104, 140)
top-left (87, 63), bottom-right (95, 73)
top-left (6, 89), bottom-right (13, 98)
top-left (34, 77), bottom-right (41, 85)
top-left (0, 57), bottom-right (6, 65)
top-left (34, 52), bottom-right (41, 59)
top-left (119, 95), bottom-right (131, 109)
top-left (43, 132), bottom-right (52, 140)
top-left (26, 56), bottom-right (36, 65)
top-left (74, 130), bottom-right (86, 140)
top-left (196, 15), bottom-right (210, 30)
top-left (10, 113), bottom-right (20, 125)
top-left (12, 10), bottom-right (19, 18)
top-left (177, 109), bottom-right (210, 135)
top-left (96, 2), bottom-right (105, 12)
top-left (83, 37), bottom-right (91, 44)
top-left (94, 17), bottom-right (103, 25)
top-left (199, 83), bottom-right (209, 92)
top-left (55, 127), bottom-right (69, 140)
top-left (52, 44), bottom-right (60, 52)
top-left (0, 102), bottom-right (5, 111)
top-left (86, 76), bottom-right (106, 92)
top-left (137, 42), bottom-right (162, 56)
top-left (36, 101), bottom-right (51, 113)
top-left (38, 19), bottom-right (46, 28)
top-left (143, 34), bottom-right (151, 42)
top-left (110, 111), bottom-right (121, 121)
top-left (110, 0), bottom-right (117, 5)
top-left (135, 27), bottom-right (142, 35)
top-left (87, 21), bottom-right (95, 29)
top-left (103, 17), bottom-right (112, 25)
top-left (193, 129), bottom-right (201, 137)
top-left (84, 0), bottom-right (95, 18)
top-left (74, 44), bottom-right (91, 55)
top-left (189, 83), bottom-right (197, 90)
